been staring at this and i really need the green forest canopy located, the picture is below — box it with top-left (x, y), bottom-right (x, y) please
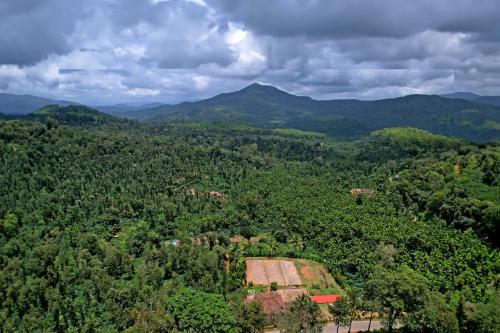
top-left (0, 116), bottom-right (499, 332)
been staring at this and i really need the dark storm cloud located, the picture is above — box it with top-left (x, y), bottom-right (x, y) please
top-left (209, 0), bottom-right (500, 39)
top-left (0, 0), bottom-right (499, 103)
top-left (208, 0), bottom-right (430, 38)
top-left (0, 0), bottom-right (89, 65)
top-left (206, 0), bottom-right (500, 98)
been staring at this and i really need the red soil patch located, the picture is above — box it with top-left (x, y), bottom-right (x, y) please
top-left (300, 265), bottom-right (315, 283)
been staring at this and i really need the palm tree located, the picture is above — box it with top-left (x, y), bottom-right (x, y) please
top-left (287, 234), bottom-right (304, 251)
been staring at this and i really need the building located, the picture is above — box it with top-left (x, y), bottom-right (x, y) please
top-left (246, 292), bottom-right (285, 315)
top-left (310, 294), bottom-right (341, 304)
top-left (229, 235), bottom-right (245, 243)
top-left (249, 236), bottom-right (260, 244)
top-left (350, 188), bottom-right (375, 196)
top-left (210, 191), bottom-right (225, 198)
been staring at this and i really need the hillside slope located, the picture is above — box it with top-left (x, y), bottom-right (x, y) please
top-left (127, 84), bottom-right (500, 142)
top-left (442, 92), bottom-right (500, 107)
top-left (92, 102), bottom-right (165, 115)
top-left (31, 104), bottom-right (123, 126)
top-left (0, 93), bottom-right (79, 115)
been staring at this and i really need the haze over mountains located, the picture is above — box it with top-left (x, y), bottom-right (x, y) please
top-left (93, 103), bottom-right (165, 116)
top-left (441, 92), bottom-right (500, 107)
top-left (0, 94), bottom-right (165, 117)
top-left (1, 84), bottom-right (499, 142)
top-left (0, 93), bottom-right (80, 115)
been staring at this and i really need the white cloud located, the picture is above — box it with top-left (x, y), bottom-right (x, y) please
top-left (0, 0), bottom-right (499, 103)
top-left (193, 75), bottom-right (210, 90)
top-left (127, 87), bottom-right (161, 96)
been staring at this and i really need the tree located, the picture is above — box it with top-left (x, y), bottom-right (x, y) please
top-left (261, 235), bottom-right (279, 257)
top-left (230, 297), bottom-right (266, 333)
top-left (287, 234), bottom-right (304, 251)
top-left (329, 297), bottom-right (350, 333)
top-left (278, 294), bottom-right (324, 333)
top-left (365, 265), bottom-right (430, 333)
top-left (345, 287), bottom-right (363, 333)
top-left (359, 288), bottom-right (379, 332)
top-left (165, 288), bottom-right (237, 333)
top-left (405, 292), bottom-right (458, 333)
top-left (124, 307), bottom-right (176, 333)
top-left (1, 212), bottom-right (18, 236)
top-left (458, 284), bottom-right (500, 333)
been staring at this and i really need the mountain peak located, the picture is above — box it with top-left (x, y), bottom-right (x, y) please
top-left (239, 83), bottom-right (287, 94)
top-left (243, 82), bottom-right (271, 89)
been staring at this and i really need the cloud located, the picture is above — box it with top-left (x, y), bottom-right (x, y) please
top-left (0, 0), bottom-right (89, 65)
top-left (0, 0), bottom-right (499, 103)
top-left (127, 87), bottom-right (160, 96)
top-left (208, 0), bottom-right (500, 39)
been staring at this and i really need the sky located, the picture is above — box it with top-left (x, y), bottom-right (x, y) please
top-left (1, 0), bottom-right (500, 105)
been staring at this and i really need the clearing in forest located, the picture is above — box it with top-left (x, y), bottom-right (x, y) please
top-left (245, 258), bottom-right (342, 294)
top-left (246, 259), bottom-right (303, 286)
top-left (294, 259), bottom-right (339, 290)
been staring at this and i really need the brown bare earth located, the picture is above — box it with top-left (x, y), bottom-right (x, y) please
top-left (280, 260), bottom-right (302, 286)
top-left (265, 260), bottom-right (286, 285)
top-left (246, 260), bottom-right (269, 285)
top-left (300, 265), bottom-right (315, 283)
top-left (276, 288), bottom-right (307, 303)
top-left (246, 259), bottom-right (302, 286)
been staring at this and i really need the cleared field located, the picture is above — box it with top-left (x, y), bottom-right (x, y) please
top-left (246, 257), bottom-right (342, 295)
top-left (276, 288), bottom-right (307, 303)
top-left (246, 260), bottom-right (269, 285)
top-left (246, 259), bottom-right (302, 286)
top-left (266, 260), bottom-right (286, 285)
top-left (294, 259), bottom-right (343, 294)
top-left (280, 260), bottom-right (302, 285)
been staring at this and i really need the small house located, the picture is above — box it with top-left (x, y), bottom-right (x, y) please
top-left (229, 235), bottom-right (245, 243)
top-left (246, 292), bottom-right (285, 315)
top-left (310, 294), bottom-right (341, 304)
top-left (350, 188), bottom-right (375, 196)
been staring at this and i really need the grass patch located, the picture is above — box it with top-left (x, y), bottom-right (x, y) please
top-left (272, 128), bottom-right (327, 139)
top-left (294, 259), bottom-right (343, 294)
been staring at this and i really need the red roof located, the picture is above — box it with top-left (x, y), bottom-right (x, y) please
top-left (246, 293), bottom-right (285, 314)
top-left (310, 295), bottom-right (340, 304)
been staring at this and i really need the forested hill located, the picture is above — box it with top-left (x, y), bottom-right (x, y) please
top-left (119, 83), bottom-right (500, 142)
top-left (2, 86), bottom-right (500, 142)
top-left (1, 105), bottom-right (129, 127)
top-left (0, 118), bottom-right (499, 332)
top-left (442, 92), bottom-right (500, 107)
top-left (32, 105), bottom-right (122, 125)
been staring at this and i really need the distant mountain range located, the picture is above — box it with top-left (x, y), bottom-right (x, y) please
top-left (1, 85), bottom-right (499, 142)
top-left (93, 102), bottom-right (165, 115)
top-left (0, 93), bottom-right (165, 116)
top-left (118, 84), bottom-right (500, 142)
top-left (0, 93), bottom-right (80, 115)
top-left (441, 92), bottom-right (500, 107)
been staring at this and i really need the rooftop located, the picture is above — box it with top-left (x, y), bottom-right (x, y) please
top-left (310, 295), bottom-right (341, 304)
